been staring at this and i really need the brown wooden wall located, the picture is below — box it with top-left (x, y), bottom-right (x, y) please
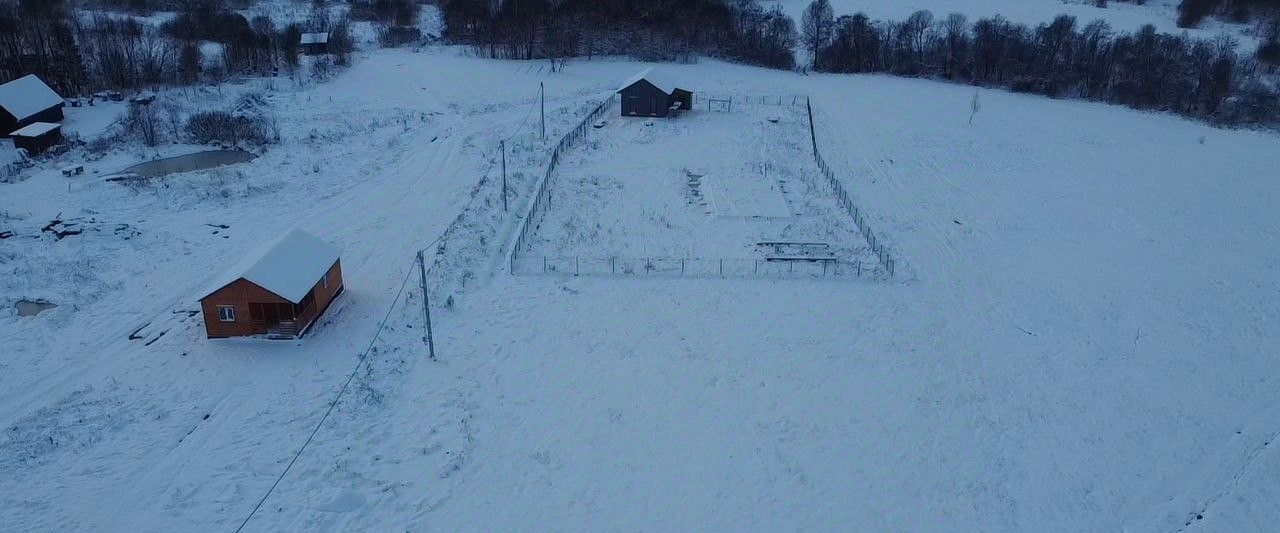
top-left (297, 260), bottom-right (344, 335)
top-left (200, 259), bottom-right (344, 339)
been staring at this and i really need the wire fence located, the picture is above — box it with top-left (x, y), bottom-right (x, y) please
top-left (806, 97), bottom-right (897, 278)
top-left (509, 92), bottom-right (616, 271)
top-left (694, 93), bottom-right (808, 109)
top-left (513, 255), bottom-right (873, 280)
top-left (508, 90), bottom-right (889, 282)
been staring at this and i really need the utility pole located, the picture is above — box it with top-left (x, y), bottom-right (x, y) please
top-left (500, 140), bottom-right (508, 211)
top-left (416, 251), bottom-right (436, 361)
top-left (540, 81), bottom-right (546, 142)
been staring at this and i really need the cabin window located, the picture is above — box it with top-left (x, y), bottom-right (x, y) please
top-left (217, 305), bottom-right (236, 322)
top-left (322, 272), bottom-right (328, 289)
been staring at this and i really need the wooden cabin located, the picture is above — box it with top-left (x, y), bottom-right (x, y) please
top-left (0, 74), bottom-right (64, 136)
top-left (199, 229), bottom-right (344, 339)
top-left (617, 69), bottom-right (693, 118)
top-left (10, 122), bottom-right (61, 155)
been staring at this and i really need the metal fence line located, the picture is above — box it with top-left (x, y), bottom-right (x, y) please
top-left (509, 92), bottom-right (617, 272)
top-left (692, 93), bottom-right (808, 107)
top-left (805, 97), bottom-right (897, 279)
top-left (507, 91), bottom-right (892, 282)
top-left (512, 255), bottom-right (874, 280)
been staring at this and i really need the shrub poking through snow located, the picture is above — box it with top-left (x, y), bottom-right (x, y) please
top-left (185, 111), bottom-right (273, 147)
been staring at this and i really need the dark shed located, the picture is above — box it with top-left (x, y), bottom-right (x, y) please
top-left (10, 122), bottom-right (61, 155)
top-left (300, 32), bottom-right (330, 55)
top-left (0, 75), bottom-right (64, 136)
top-left (617, 69), bottom-right (692, 118)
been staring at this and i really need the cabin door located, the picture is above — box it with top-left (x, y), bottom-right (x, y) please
top-left (249, 302), bottom-right (297, 331)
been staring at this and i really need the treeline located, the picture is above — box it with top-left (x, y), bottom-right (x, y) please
top-left (803, 3), bottom-right (1280, 126)
top-left (0, 0), bottom-right (391, 97)
top-left (1177, 0), bottom-right (1280, 27)
top-left (0, 0), bottom-right (86, 95)
top-left (439, 0), bottom-right (796, 69)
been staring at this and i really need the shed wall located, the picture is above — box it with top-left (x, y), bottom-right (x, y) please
top-left (12, 128), bottom-right (61, 154)
top-left (2, 105), bottom-right (64, 137)
top-left (620, 80), bottom-right (670, 118)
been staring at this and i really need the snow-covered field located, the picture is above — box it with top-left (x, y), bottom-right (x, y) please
top-left (521, 101), bottom-right (878, 273)
top-left (3, 5), bottom-right (1280, 530)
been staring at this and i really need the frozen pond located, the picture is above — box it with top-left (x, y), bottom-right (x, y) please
top-left (16, 300), bottom-right (57, 316)
top-left (122, 150), bottom-right (253, 178)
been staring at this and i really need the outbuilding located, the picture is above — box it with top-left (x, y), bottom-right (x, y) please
top-left (198, 229), bottom-right (344, 339)
top-left (0, 74), bottom-right (64, 136)
top-left (617, 69), bottom-right (693, 118)
top-left (300, 32), bottom-right (330, 55)
top-left (10, 122), bottom-right (61, 155)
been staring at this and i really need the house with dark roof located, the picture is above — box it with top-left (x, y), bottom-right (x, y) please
top-left (617, 69), bottom-right (693, 118)
top-left (0, 75), bottom-right (63, 137)
top-left (198, 229), bottom-right (345, 339)
top-left (10, 122), bottom-right (61, 155)
top-left (300, 32), bottom-right (330, 55)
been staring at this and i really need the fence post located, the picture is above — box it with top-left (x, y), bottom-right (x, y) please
top-left (416, 251), bottom-right (437, 361)
top-left (806, 97), bottom-right (818, 158)
top-left (719, 258), bottom-right (723, 277)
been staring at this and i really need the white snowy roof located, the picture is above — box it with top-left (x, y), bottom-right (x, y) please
top-left (301, 32), bottom-right (329, 45)
top-left (617, 68), bottom-right (686, 94)
top-left (0, 75), bottom-right (63, 121)
top-left (10, 121), bottom-right (60, 137)
top-left (201, 229), bottom-right (341, 304)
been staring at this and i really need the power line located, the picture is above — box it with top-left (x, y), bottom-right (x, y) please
top-left (234, 255), bottom-right (418, 533)
top-left (236, 85), bottom-right (546, 530)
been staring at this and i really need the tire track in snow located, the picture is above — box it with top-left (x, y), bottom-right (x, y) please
top-left (1169, 425), bottom-right (1280, 532)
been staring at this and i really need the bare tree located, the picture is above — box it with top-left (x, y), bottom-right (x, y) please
top-left (801, 0), bottom-right (835, 64)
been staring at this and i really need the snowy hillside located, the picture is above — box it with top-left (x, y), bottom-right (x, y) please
top-left (3, 11), bottom-right (1280, 532)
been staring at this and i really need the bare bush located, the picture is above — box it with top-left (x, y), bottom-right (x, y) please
top-left (311, 56), bottom-right (335, 81)
top-left (127, 104), bottom-right (162, 146)
top-left (377, 24), bottom-right (422, 48)
top-left (185, 111), bottom-right (272, 146)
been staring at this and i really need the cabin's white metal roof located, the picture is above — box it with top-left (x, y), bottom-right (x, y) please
top-left (617, 68), bottom-right (685, 94)
top-left (10, 121), bottom-right (60, 137)
top-left (0, 75), bottom-right (63, 121)
top-left (201, 228), bottom-right (341, 304)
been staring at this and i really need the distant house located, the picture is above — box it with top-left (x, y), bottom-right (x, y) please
top-left (0, 75), bottom-right (64, 136)
top-left (199, 229), bottom-right (344, 339)
top-left (617, 69), bottom-right (693, 118)
top-left (300, 32), bottom-right (330, 55)
top-left (10, 122), bottom-right (61, 155)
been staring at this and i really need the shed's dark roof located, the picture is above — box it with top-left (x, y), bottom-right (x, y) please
top-left (617, 68), bottom-right (686, 94)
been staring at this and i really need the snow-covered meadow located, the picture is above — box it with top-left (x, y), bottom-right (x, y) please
top-left (2, 9), bottom-right (1280, 531)
top-left (519, 100), bottom-right (880, 276)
